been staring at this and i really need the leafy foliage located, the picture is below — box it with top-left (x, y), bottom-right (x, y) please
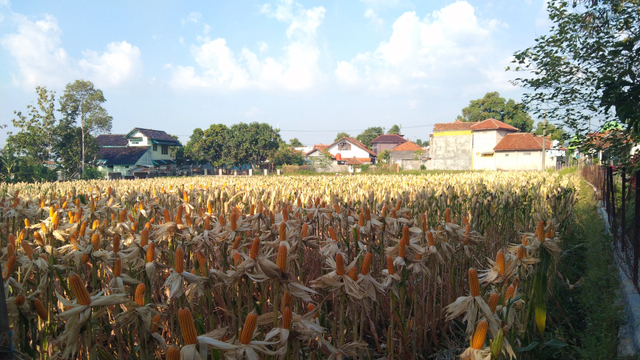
top-left (387, 125), bottom-right (401, 135)
top-left (356, 126), bottom-right (384, 149)
top-left (533, 122), bottom-right (566, 142)
top-left (457, 91), bottom-right (534, 132)
top-left (270, 145), bottom-right (305, 166)
top-left (378, 149), bottom-right (391, 164)
top-left (288, 138), bottom-right (304, 147)
top-left (334, 132), bottom-right (351, 142)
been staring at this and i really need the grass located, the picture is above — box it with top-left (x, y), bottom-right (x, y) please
top-left (528, 175), bottom-right (623, 359)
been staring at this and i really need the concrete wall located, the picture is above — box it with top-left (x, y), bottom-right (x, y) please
top-left (397, 160), bottom-right (422, 170)
top-left (428, 133), bottom-right (473, 170)
top-left (390, 150), bottom-right (420, 162)
top-left (373, 143), bottom-right (400, 154)
top-left (495, 151), bottom-right (558, 171)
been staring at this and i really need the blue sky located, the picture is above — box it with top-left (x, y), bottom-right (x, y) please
top-left (0, 0), bottom-right (552, 147)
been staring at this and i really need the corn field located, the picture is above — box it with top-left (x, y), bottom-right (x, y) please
top-left (0, 172), bottom-right (578, 359)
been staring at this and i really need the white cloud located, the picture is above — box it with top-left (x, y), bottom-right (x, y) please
top-left (1, 13), bottom-right (142, 89)
top-left (364, 9), bottom-right (384, 29)
top-left (170, 0), bottom-right (326, 92)
top-left (335, 2), bottom-right (510, 93)
top-left (182, 12), bottom-right (202, 25)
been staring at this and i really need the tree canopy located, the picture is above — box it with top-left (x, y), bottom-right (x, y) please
top-left (334, 132), bottom-right (350, 142)
top-left (456, 92), bottom-right (534, 132)
top-left (387, 125), bottom-right (401, 135)
top-left (533, 122), bottom-right (565, 142)
top-left (270, 146), bottom-right (305, 166)
top-left (356, 127), bottom-right (384, 149)
top-left (511, 0), bottom-right (640, 162)
top-left (289, 138), bottom-right (304, 147)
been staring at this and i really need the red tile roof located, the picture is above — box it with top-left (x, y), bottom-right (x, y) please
top-left (371, 134), bottom-right (407, 144)
top-left (470, 118), bottom-right (519, 132)
top-left (305, 144), bottom-right (329, 156)
top-left (345, 157), bottom-right (364, 165)
top-left (330, 137), bottom-right (377, 157)
top-left (494, 133), bottom-right (554, 151)
top-left (433, 120), bottom-right (477, 132)
top-left (391, 140), bottom-right (423, 152)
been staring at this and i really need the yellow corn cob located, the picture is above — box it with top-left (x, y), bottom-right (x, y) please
top-left (4, 256), bottom-right (16, 281)
top-left (336, 253), bottom-right (345, 276)
top-left (134, 283), bottom-right (145, 306)
top-left (517, 245), bottom-right (525, 260)
top-left (203, 216), bottom-right (211, 231)
top-left (505, 284), bottom-right (515, 303)
top-left (276, 243), bottom-right (287, 273)
top-left (387, 256), bottom-right (394, 275)
top-left (282, 207), bottom-right (289, 222)
top-left (175, 245), bottom-right (184, 274)
top-left (416, 252), bottom-right (423, 260)
top-left (250, 238), bottom-right (260, 260)
top-left (70, 273), bottom-right (91, 305)
top-left (24, 219), bottom-right (30, 227)
top-left (163, 209), bottom-right (171, 223)
top-left (166, 346), bottom-right (180, 360)
top-left (140, 228), bottom-right (149, 247)
top-left (178, 307), bottom-right (198, 344)
top-left (22, 241), bottom-right (34, 260)
top-left (8, 234), bottom-right (15, 248)
top-left (444, 208), bottom-right (451, 224)
top-left (175, 205), bottom-right (183, 225)
top-left (361, 252), bottom-right (372, 275)
top-left (79, 221), bottom-right (87, 237)
top-left (281, 291), bottom-right (292, 312)
top-left (488, 293), bottom-right (499, 313)
top-left (146, 242), bottom-right (156, 263)
top-left (150, 314), bottom-right (160, 333)
top-left (469, 268), bottom-right (480, 297)
top-left (279, 222), bottom-right (286, 241)
top-left (329, 226), bottom-right (337, 241)
top-left (196, 251), bottom-right (207, 276)
top-left (302, 223), bottom-right (308, 238)
top-left (240, 310), bottom-right (258, 344)
top-left (15, 294), bottom-right (25, 306)
top-left (398, 237), bottom-right (406, 258)
top-left (91, 233), bottom-right (100, 251)
top-left (521, 234), bottom-right (528, 246)
top-left (282, 306), bottom-right (292, 330)
top-left (427, 232), bottom-right (435, 247)
top-left (6, 243), bottom-right (14, 258)
top-left (34, 299), bottom-right (48, 320)
top-left (471, 320), bottom-right (488, 349)
top-left (119, 208), bottom-right (126, 223)
top-left (113, 256), bottom-right (122, 277)
top-left (536, 220), bottom-right (544, 243)
top-left (359, 212), bottom-right (365, 227)
top-left (232, 236), bottom-right (241, 250)
top-left (233, 252), bottom-right (242, 266)
top-left (496, 250), bottom-right (505, 275)
top-left (113, 234), bottom-right (120, 253)
top-left (81, 254), bottom-right (90, 264)
top-left (395, 199), bottom-right (402, 212)
top-left (230, 212), bottom-right (237, 231)
top-left (33, 232), bottom-right (44, 246)
top-left (347, 267), bottom-right (358, 281)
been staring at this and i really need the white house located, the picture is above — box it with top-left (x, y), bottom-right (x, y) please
top-left (306, 137), bottom-right (376, 164)
top-left (493, 133), bottom-right (566, 171)
top-left (470, 119), bottom-right (520, 170)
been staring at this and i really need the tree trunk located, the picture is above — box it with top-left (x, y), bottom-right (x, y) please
top-left (81, 114), bottom-right (85, 178)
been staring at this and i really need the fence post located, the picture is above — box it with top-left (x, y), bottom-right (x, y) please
top-left (621, 170), bottom-right (626, 254)
top-left (609, 166), bottom-right (616, 239)
top-left (634, 170), bottom-right (640, 288)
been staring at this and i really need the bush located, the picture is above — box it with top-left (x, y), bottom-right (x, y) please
top-left (83, 167), bottom-right (105, 180)
top-left (420, 164), bottom-right (426, 170)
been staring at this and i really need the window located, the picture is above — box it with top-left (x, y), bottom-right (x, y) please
top-left (504, 154), bottom-right (509, 157)
top-left (162, 145), bottom-right (169, 155)
top-left (153, 144), bottom-right (157, 151)
top-left (523, 152), bottom-right (531, 156)
top-left (338, 141), bottom-right (351, 151)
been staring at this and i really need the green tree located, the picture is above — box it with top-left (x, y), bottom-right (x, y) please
top-left (59, 80), bottom-right (112, 177)
top-left (270, 146), bottom-right (305, 166)
top-left (387, 125), bottom-right (401, 135)
top-left (5, 86), bottom-right (57, 165)
top-left (334, 132), bottom-right (350, 142)
top-left (289, 138), bottom-right (304, 147)
top-left (53, 118), bottom-right (98, 179)
top-left (309, 150), bottom-right (333, 172)
top-left (456, 92), bottom-right (534, 132)
top-left (415, 139), bottom-right (429, 147)
top-left (533, 122), bottom-right (565, 142)
top-left (378, 149), bottom-right (391, 164)
top-left (356, 127), bottom-right (383, 149)
top-left (511, 0), bottom-right (640, 162)
top-left (223, 122), bottom-right (281, 168)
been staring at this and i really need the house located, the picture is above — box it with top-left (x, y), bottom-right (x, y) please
top-left (306, 137), bottom-right (376, 165)
top-left (493, 133), bottom-right (565, 170)
top-left (96, 128), bottom-right (182, 176)
top-left (389, 140), bottom-right (425, 163)
top-left (428, 120), bottom-right (476, 170)
top-left (370, 134), bottom-right (407, 154)
top-left (470, 119), bottom-right (519, 170)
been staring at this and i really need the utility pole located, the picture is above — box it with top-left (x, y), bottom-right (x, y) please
top-left (542, 111), bottom-right (547, 171)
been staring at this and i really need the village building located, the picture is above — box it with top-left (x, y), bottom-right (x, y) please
top-left (493, 133), bottom-right (565, 171)
top-left (306, 137), bottom-right (376, 165)
top-left (428, 120), bottom-right (476, 170)
top-left (388, 140), bottom-right (427, 170)
top-left (469, 119), bottom-right (520, 170)
top-left (370, 134), bottom-right (407, 154)
top-left (96, 128), bottom-right (182, 177)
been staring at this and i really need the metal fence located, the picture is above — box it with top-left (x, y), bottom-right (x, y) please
top-left (583, 165), bottom-right (640, 291)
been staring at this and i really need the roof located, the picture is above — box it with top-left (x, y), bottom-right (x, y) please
top-left (470, 118), bottom-right (519, 132)
top-left (126, 128), bottom-right (182, 146)
top-left (370, 134), bottom-right (407, 144)
top-left (433, 120), bottom-right (477, 132)
top-left (345, 157), bottom-right (365, 165)
top-left (305, 144), bottom-right (329, 156)
top-left (97, 134), bottom-right (128, 147)
top-left (391, 140), bottom-right (423, 152)
top-left (494, 133), bottom-right (555, 151)
top-left (329, 137), bottom-right (377, 157)
top-left (98, 147), bottom-right (150, 166)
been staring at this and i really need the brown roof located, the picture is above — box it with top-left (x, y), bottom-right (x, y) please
top-left (127, 128), bottom-right (182, 146)
top-left (329, 137), bottom-right (377, 157)
top-left (494, 133), bottom-right (555, 151)
top-left (345, 157), bottom-right (364, 165)
top-left (305, 144), bottom-right (329, 156)
top-left (371, 134), bottom-right (407, 144)
top-left (433, 120), bottom-right (477, 132)
top-left (391, 140), bottom-right (423, 152)
top-left (97, 134), bottom-right (128, 147)
top-left (470, 118), bottom-right (519, 132)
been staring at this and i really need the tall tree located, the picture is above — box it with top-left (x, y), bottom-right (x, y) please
top-left (59, 80), bottom-right (112, 177)
top-left (387, 125), bottom-right (401, 135)
top-left (533, 122), bottom-right (565, 142)
top-left (289, 138), bottom-right (304, 147)
top-left (456, 92), bottom-right (534, 132)
top-left (511, 0), bottom-right (640, 162)
top-left (53, 118), bottom-right (99, 179)
top-left (6, 86), bottom-right (57, 165)
top-left (184, 124), bottom-right (229, 166)
top-left (270, 146), bottom-right (305, 166)
top-left (356, 127), bottom-right (383, 149)
top-left (334, 132), bottom-right (351, 142)
top-left (223, 122), bottom-right (281, 168)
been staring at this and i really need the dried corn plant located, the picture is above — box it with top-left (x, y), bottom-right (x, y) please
top-left (0, 172), bottom-right (578, 359)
